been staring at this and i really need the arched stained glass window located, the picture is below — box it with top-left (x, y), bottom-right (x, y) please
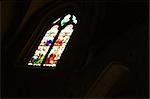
top-left (28, 14), bottom-right (78, 67)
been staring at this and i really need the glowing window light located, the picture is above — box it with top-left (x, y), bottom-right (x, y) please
top-left (43, 24), bottom-right (74, 67)
top-left (28, 14), bottom-right (77, 67)
top-left (53, 17), bottom-right (61, 24)
top-left (72, 15), bottom-right (77, 24)
top-left (61, 14), bottom-right (71, 26)
top-left (28, 25), bottom-right (59, 66)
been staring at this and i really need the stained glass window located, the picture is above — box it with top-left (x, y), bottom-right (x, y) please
top-left (28, 14), bottom-right (78, 67)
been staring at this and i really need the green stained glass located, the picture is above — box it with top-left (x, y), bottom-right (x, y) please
top-left (61, 14), bottom-right (71, 26)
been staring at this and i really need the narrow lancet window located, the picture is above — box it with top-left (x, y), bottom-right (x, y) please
top-left (28, 14), bottom-right (78, 67)
top-left (28, 25), bottom-right (59, 66)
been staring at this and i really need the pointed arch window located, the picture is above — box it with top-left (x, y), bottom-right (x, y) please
top-left (28, 14), bottom-right (78, 67)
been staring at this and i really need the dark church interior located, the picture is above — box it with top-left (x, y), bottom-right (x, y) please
top-left (1, 0), bottom-right (149, 98)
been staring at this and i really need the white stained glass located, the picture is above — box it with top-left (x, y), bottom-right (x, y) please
top-left (46, 25), bottom-right (59, 33)
top-left (53, 17), bottom-right (61, 24)
top-left (72, 15), bottom-right (77, 24)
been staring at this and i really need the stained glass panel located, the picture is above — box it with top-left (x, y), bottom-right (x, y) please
top-left (28, 14), bottom-right (77, 67)
top-left (72, 15), bottom-right (77, 24)
top-left (28, 25), bottom-right (59, 66)
top-left (53, 17), bottom-right (61, 24)
top-left (43, 24), bottom-right (74, 67)
top-left (61, 14), bottom-right (71, 26)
